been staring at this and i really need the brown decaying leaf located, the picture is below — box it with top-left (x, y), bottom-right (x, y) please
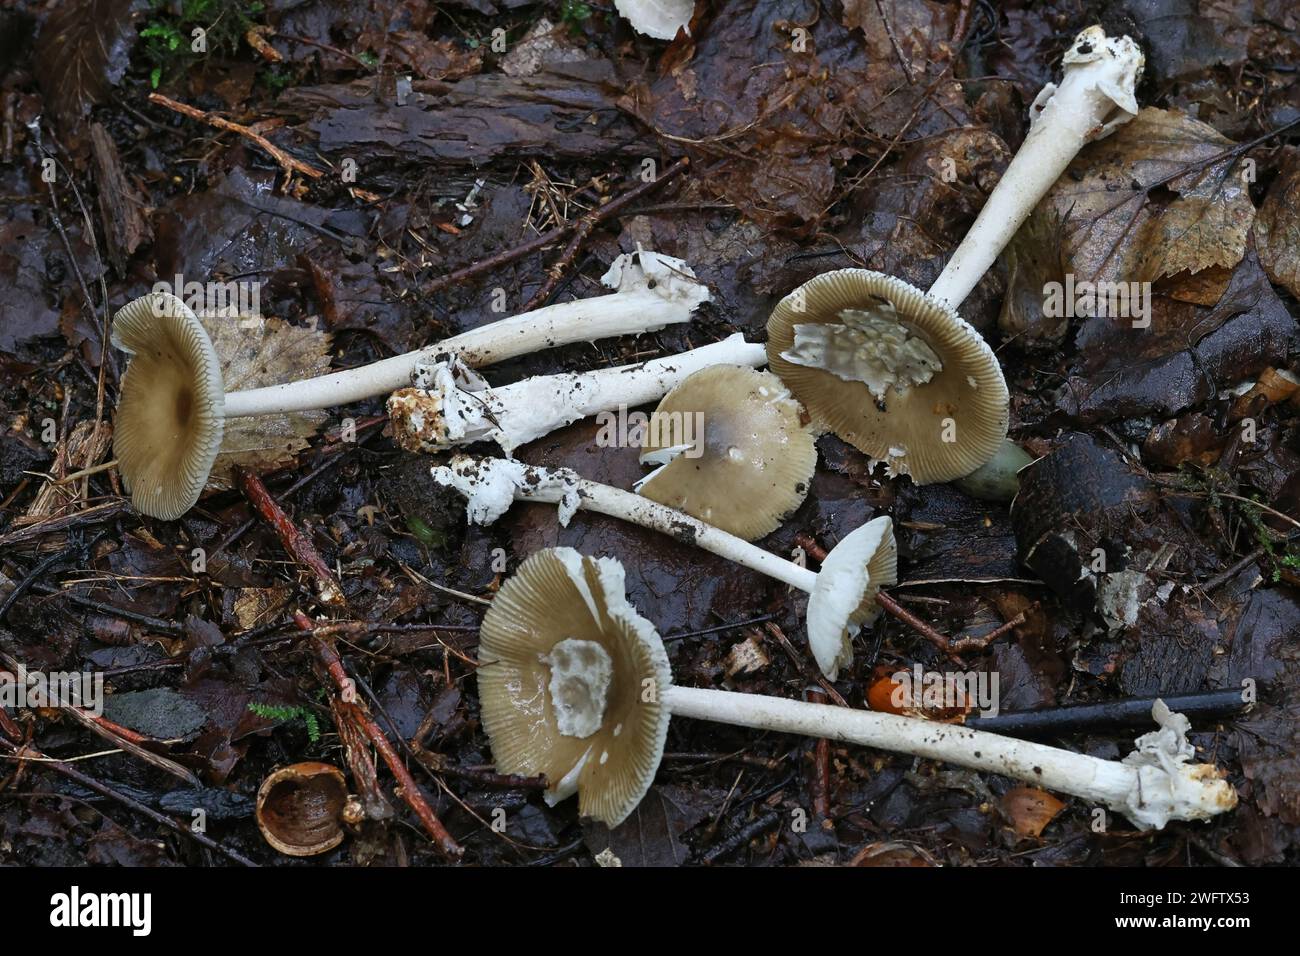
top-left (998, 785), bottom-right (1065, 839)
top-left (622, 0), bottom-right (964, 231)
top-left (203, 315), bottom-right (332, 488)
top-left (34, 0), bottom-right (141, 130)
top-left (581, 785), bottom-right (720, 866)
top-left (1005, 108), bottom-right (1255, 296)
top-left (1253, 147), bottom-right (1300, 299)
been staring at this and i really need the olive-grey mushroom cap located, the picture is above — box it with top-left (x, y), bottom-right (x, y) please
top-left (477, 547), bottom-right (673, 826)
top-left (637, 365), bottom-right (816, 541)
top-left (767, 270), bottom-right (1008, 484)
top-left (112, 292), bottom-right (226, 520)
top-left (806, 516), bottom-right (897, 680)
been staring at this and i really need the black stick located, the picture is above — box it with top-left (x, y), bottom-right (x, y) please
top-left (963, 689), bottom-right (1250, 738)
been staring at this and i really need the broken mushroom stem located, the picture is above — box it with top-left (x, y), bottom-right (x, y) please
top-left (430, 455), bottom-right (896, 679)
top-left (223, 250), bottom-right (711, 417)
top-left (927, 25), bottom-right (1143, 311)
top-left (388, 333), bottom-right (765, 456)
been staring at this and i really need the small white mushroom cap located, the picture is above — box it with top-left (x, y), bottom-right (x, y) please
top-left (111, 292), bottom-right (226, 520)
top-left (805, 516), bottom-right (897, 680)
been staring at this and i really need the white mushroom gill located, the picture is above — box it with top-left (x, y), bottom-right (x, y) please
top-left (784, 306), bottom-right (943, 402)
top-left (543, 638), bottom-right (614, 739)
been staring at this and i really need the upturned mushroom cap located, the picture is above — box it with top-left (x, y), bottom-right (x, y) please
top-left (112, 292), bottom-right (226, 520)
top-left (478, 547), bottom-right (673, 826)
top-left (637, 365), bottom-right (816, 541)
top-left (806, 516), bottom-right (897, 680)
top-left (767, 270), bottom-right (1008, 484)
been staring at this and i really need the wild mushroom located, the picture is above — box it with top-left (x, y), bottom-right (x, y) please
top-left (112, 250), bottom-right (708, 519)
top-left (480, 548), bottom-right (1238, 829)
top-left (768, 270), bottom-right (1009, 483)
top-left (255, 761), bottom-right (361, 857)
top-left (635, 365), bottom-right (817, 541)
top-left (767, 26), bottom-right (1143, 484)
top-left (387, 334), bottom-right (766, 456)
top-left (430, 455), bottom-right (895, 679)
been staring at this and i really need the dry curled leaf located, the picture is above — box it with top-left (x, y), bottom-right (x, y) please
top-left (202, 315), bottom-right (332, 488)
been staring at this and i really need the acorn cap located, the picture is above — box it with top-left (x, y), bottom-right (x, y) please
top-left (767, 270), bottom-right (1008, 484)
top-left (637, 365), bottom-right (816, 541)
top-left (477, 547), bottom-right (673, 826)
top-left (111, 292), bottom-right (225, 520)
top-left (806, 516), bottom-right (897, 680)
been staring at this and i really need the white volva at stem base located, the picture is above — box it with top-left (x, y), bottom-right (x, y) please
top-left (394, 335), bottom-right (766, 455)
top-left (927, 26), bottom-right (1143, 310)
top-left (663, 687), bottom-right (1236, 829)
top-left (221, 290), bottom-right (696, 418)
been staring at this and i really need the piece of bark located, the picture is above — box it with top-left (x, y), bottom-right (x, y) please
top-left (89, 123), bottom-right (150, 274)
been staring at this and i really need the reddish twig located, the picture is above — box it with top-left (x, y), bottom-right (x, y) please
top-left (330, 696), bottom-right (395, 822)
top-left (296, 612), bottom-right (463, 859)
top-left (805, 688), bottom-right (831, 824)
top-left (148, 93), bottom-right (324, 184)
top-left (237, 467), bottom-right (346, 608)
top-left (426, 157), bottom-right (689, 298)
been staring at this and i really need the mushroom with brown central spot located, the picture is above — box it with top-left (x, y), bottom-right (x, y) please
top-left (636, 365), bottom-right (816, 541)
top-left (112, 250), bottom-right (708, 519)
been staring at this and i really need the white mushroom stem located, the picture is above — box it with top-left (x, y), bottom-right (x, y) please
top-left (220, 250), bottom-right (710, 418)
top-left (927, 26), bottom-right (1143, 310)
top-left (432, 456), bottom-right (817, 590)
top-left (390, 334), bottom-right (765, 455)
top-left (661, 691), bottom-right (1234, 829)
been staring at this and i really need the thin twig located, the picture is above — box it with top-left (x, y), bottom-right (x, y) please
top-left (237, 467), bottom-right (346, 608)
top-left (148, 92), bottom-right (325, 184)
top-left (297, 613), bottom-right (463, 859)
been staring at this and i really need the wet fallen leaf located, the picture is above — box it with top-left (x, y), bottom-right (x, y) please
top-left (1253, 148), bottom-right (1300, 299)
top-left (204, 314), bottom-right (333, 488)
top-left (1003, 108), bottom-right (1254, 309)
top-left (582, 784), bottom-right (721, 866)
top-left (998, 786), bottom-right (1065, 839)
